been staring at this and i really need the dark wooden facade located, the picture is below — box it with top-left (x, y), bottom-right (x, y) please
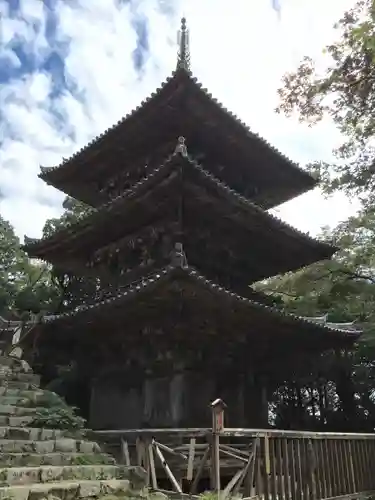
top-left (24, 20), bottom-right (361, 431)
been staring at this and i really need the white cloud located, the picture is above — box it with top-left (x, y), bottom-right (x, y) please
top-left (0, 0), bottom-right (359, 241)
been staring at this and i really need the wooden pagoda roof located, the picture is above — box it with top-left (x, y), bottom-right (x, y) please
top-left (39, 66), bottom-right (316, 210)
top-left (24, 150), bottom-right (336, 282)
top-left (39, 264), bottom-right (361, 349)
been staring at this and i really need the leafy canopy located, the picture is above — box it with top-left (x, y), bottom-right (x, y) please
top-left (277, 0), bottom-right (375, 203)
top-left (0, 216), bottom-right (59, 319)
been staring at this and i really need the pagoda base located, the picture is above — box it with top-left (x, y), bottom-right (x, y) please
top-left (88, 369), bottom-right (268, 430)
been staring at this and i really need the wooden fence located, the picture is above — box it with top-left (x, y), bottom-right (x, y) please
top-left (93, 401), bottom-right (375, 499)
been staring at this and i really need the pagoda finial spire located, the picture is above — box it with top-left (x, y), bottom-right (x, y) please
top-left (177, 17), bottom-right (190, 71)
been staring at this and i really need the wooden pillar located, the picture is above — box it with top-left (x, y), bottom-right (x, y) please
top-left (244, 373), bottom-right (269, 428)
top-left (210, 398), bottom-right (227, 494)
top-left (260, 378), bottom-right (269, 427)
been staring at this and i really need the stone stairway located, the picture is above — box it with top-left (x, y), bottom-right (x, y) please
top-left (0, 353), bottom-right (147, 500)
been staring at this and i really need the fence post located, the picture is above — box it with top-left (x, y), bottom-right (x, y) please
top-left (211, 398), bottom-right (227, 496)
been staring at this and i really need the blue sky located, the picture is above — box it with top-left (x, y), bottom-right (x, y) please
top-left (0, 0), bottom-right (359, 240)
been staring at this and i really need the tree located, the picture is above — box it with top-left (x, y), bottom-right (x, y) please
top-left (0, 216), bottom-right (59, 320)
top-left (257, 210), bottom-right (375, 335)
top-left (0, 216), bottom-right (27, 316)
top-left (257, 209), bottom-right (375, 430)
top-left (42, 197), bottom-right (98, 313)
top-left (275, 0), bottom-right (375, 430)
top-left (277, 0), bottom-right (375, 203)
top-left (43, 197), bottom-right (92, 237)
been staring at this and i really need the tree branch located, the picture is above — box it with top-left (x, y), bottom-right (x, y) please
top-left (261, 265), bottom-right (375, 299)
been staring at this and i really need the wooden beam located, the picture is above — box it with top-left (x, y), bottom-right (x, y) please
top-left (190, 445), bottom-right (210, 494)
top-left (187, 438), bottom-right (196, 481)
top-left (121, 438), bottom-right (130, 466)
top-left (148, 442), bottom-right (158, 490)
top-left (154, 441), bottom-right (183, 493)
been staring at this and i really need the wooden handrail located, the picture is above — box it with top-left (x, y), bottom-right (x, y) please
top-left (92, 402), bottom-right (375, 498)
top-left (93, 426), bottom-right (375, 440)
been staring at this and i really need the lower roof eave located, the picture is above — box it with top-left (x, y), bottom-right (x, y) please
top-left (40, 264), bottom-right (362, 345)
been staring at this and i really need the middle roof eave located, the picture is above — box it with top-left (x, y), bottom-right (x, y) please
top-left (23, 150), bottom-right (337, 264)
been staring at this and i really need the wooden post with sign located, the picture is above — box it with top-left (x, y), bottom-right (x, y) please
top-left (210, 398), bottom-right (227, 496)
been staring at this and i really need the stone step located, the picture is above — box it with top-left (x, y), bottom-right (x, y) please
top-left (0, 396), bottom-right (32, 406)
top-left (0, 439), bottom-right (101, 453)
top-left (0, 405), bottom-right (40, 416)
top-left (0, 464), bottom-right (124, 486)
top-left (0, 478), bottom-right (131, 500)
top-left (0, 390), bottom-right (60, 406)
top-left (0, 356), bottom-right (20, 367)
top-left (0, 388), bottom-right (42, 398)
top-left (0, 427), bottom-right (81, 441)
top-left (0, 373), bottom-right (40, 385)
top-left (0, 415), bottom-right (34, 428)
top-left (0, 453), bottom-right (116, 467)
top-left (0, 381), bottom-right (38, 391)
top-left (0, 356), bottom-right (31, 370)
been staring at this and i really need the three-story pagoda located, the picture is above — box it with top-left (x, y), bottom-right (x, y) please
top-left (23, 20), bottom-right (361, 430)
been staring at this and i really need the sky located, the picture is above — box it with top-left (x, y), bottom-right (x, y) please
top-left (0, 0), bottom-right (360, 241)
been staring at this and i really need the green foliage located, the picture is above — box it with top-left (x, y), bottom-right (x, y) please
top-left (30, 406), bottom-right (86, 430)
top-left (257, 208), bottom-right (375, 431)
top-left (280, 0), bottom-right (375, 430)
top-left (42, 197), bottom-right (98, 313)
top-left (43, 197), bottom-right (92, 237)
top-left (256, 209), bottom-right (375, 337)
top-left (277, 0), bottom-right (375, 203)
top-left (0, 216), bottom-right (60, 320)
top-left (198, 494), bottom-right (220, 500)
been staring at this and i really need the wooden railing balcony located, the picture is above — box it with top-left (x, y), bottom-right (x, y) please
top-left (93, 427), bottom-right (375, 499)
top-left (93, 402), bottom-right (375, 500)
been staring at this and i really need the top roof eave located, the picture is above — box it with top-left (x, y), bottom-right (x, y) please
top-left (38, 67), bottom-right (317, 191)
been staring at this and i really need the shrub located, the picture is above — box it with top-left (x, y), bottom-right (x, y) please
top-left (29, 406), bottom-right (86, 430)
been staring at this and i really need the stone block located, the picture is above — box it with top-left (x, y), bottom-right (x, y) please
top-left (7, 427), bottom-right (32, 440)
top-left (0, 440), bottom-right (36, 453)
top-left (0, 485), bottom-right (29, 500)
top-left (68, 454), bottom-right (116, 466)
top-left (39, 428), bottom-right (58, 440)
top-left (13, 374), bottom-right (40, 384)
top-left (34, 441), bottom-right (55, 453)
top-left (0, 405), bottom-right (16, 415)
top-left (99, 479), bottom-right (131, 495)
top-left (40, 466), bottom-right (64, 483)
top-left (78, 479), bottom-right (101, 497)
top-left (0, 367), bottom-right (12, 377)
top-left (0, 452), bottom-right (117, 467)
top-left (8, 416), bottom-right (34, 427)
top-left (10, 465), bottom-right (121, 484)
top-left (78, 441), bottom-right (101, 454)
top-left (148, 492), bottom-right (169, 500)
top-left (6, 466), bottom-right (40, 485)
top-left (0, 357), bottom-right (15, 367)
top-left (0, 396), bottom-right (25, 406)
top-left (0, 382), bottom-right (35, 391)
top-left (54, 439), bottom-right (77, 453)
top-left (122, 466), bottom-right (148, 489)
top-left (28, 481), bottom-right (80, 500)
